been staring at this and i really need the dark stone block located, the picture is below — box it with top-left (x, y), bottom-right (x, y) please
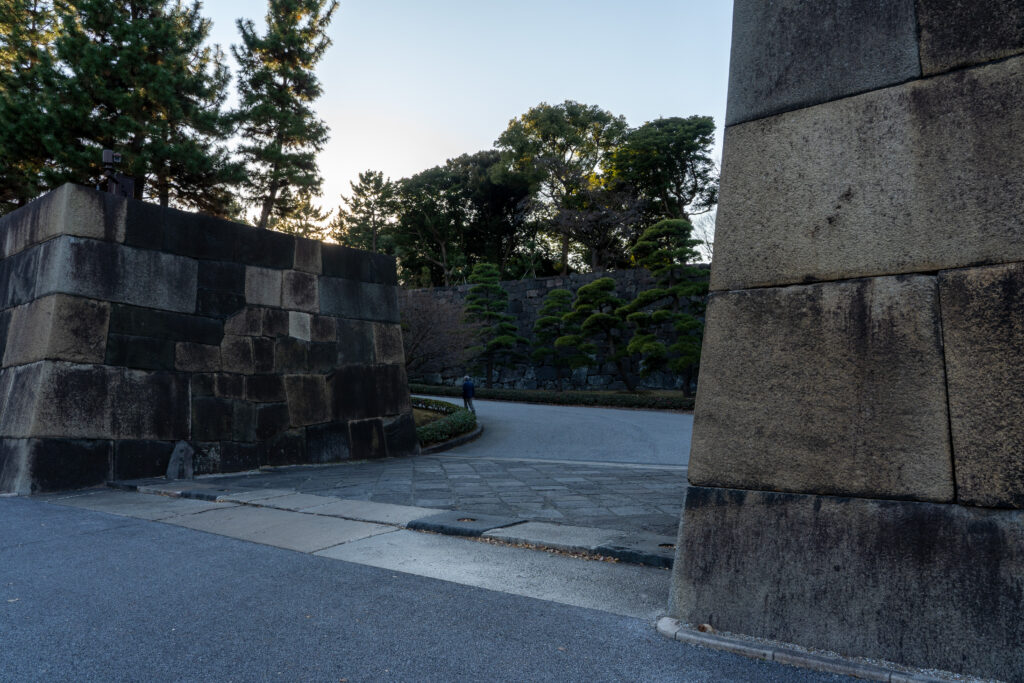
top-left (0, 309), bottom-right (11, 363)
top-left (262, 309), bottom-right (289, 337)
top-left (123, 199), bottom-right (164, 251)
top-left (220, 441), bottom-right (259, 472)
top-left (109, 370), bottom-right (189, 441)
top-left (113, 440), bottom-right (175, 480)
top-left (105, 333), bottom-right (176, 371)
top-left (213, 373), bottom-right (245, 399)
top-left (383, 413), bottom-right (419, 457)
top-left (918, 0), bottom-right (1024, 75)
top-left (126, 200), bottom-right (238, 261)
top-left (0, 247), bottom-right (40, 309)
top-left (196, 289), bottom-right (245, 319)
top-left (232, 401), bottom-right (256, 442)
top-left (348, 418), bottom-right (386, 460)
top-left (726, 0), bottom-right (919, 125)
top-left (220, 336), bottom-right (253, 374)
top-left (255, 402), bottom-right (290, 440)
top-left (191, 396), bottom-right (234, 441)
top-left (305, 422), bottom-right (350, 463)
top-left (333, 365), bottom-right (408, 418)
top-left (109, 304), bottom-right (224, 346)
top-left (234, 224), bottom-right (295, 269)
top-left (191, 373), bottom-right (215, 397)
top-left (198, 260), bottom-right (245, 293)
top-left (283, 374), bottom-right (329, 427)
top-left (309, 342), bottom-right (337, 372)
top-left (246, 374), bottom-right (285, 403)
top-left (26, 438), bottom-right (112, 492)
top-left (282, 270), bottom-right (318, 311)
top-left (311, 315), bottom-right (336, 342)
top-left (407, 510), bottom-right (521, 538)
top-left (274, 337), bottom-right (308, 373)
top-left (321, 243), bottom-right (397, 285)
top-left (335, 318), bottom-right (375, 364)
top-left (252, 338), bottom-right (274, 372)
top-left (319, 277), bottom-right (399, 322)
top-left (260, 429), bottom-right (305, 466)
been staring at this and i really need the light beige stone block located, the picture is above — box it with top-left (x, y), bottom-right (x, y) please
top-left (711, 55), bottom-right (1024, 291)
top-left (688, 276), bottom-right (953, 502)
top-left (244, 266), bottom-right (282, 307)
top-left (288, 311), bottom-right (311, 342)
top-left (2, 295), bottom-right (109, 367)
top-left (939, 263), bottom-right (1024, 508)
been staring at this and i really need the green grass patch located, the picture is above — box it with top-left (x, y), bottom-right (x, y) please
top-left (411, 396), bottom-right (478, 446)
top-left (409, 384), bottom-right (693, 411)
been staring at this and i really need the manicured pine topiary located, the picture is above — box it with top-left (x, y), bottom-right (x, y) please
top-left (556, 277), bottom-right (636, 391)
top-left (531, 288), bottom-right (584, 392)
top-left (620, 218), bottom-right (708, 396)
top-left (464, 263), bottom-right (526, 388)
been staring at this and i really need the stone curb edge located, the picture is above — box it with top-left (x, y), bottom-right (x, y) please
top-left (655, 618), bottom-right (957, 682)
top-left (419, 423), bottom-right (484, 454)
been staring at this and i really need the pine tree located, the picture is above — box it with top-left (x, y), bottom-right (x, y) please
top-left (531, 288), bottom-right (581, 392)
top-left (464, 263), bottom-right (525, 388)
top-left (48, 0), bottom-right (240, 211)
top-left (268, 190), bottom-right (332, 239)
top-left (233, 0), bottom-right (338, 229)
top-left (556, 277), bottom-right (636, 391)
top-left (0, 0), bottom-right (58, 213)
top-left (332, 170), bottom-right (396, 252)
top-left (620, 219), bottom-right (708, 396)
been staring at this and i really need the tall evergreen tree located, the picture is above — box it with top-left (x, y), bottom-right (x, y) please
top-left (464, 263), bottom-right (525, 388)
top-left (333, 169), bottom-right (396, 252)
top-left (268, 190), bottom-right (331, 239)
top-left (556, 277), bottom-right (636, 391)
top-left (233, 0), bottom-right (338, 229)
top-left (531, 288), bottom-right (582, 392)
top-left (48, 0), bottom-right (240, 211)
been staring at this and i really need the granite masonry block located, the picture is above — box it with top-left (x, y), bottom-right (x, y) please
top-left (319, 277), bottom-right (400, 322)
top-left (109, 304), bottom-right (223, 346)
top-left (712, 55), bottom-right (1024, 291)
top-left (220, 335), bottom-right (254, 375)
top-left (125, 199), bottom-right (236, 262)
top-left (288, 311), bottom-right (311, 341)
top-left (255, 403), bottom-right (290, 440)
top-left (260, 429), bottom-right (305, 466)
top-left (308, 342), bottom-right (336, 373)
top-left (244, 266), bottom-right (282, 307)
top-left (191, 397), bottom-right (234, 442)
top-left (174, 342), bottom-right (220, 372)
top-left (213, 373), bottom-right (245, 399)
top-left (670, 486), bottom-right (1024, 682)
top-left (689, 277), bottom-right (953, 502)
top-left (293, 237), bottom-right (322, 274)
top-left (0, 245), bottom-right (40, 309)
top-left (310, 315), bottom-right (336, 343)
top-left (939, 263), bottom-right (1024, 508)
top-left (252, 337), bottom-right (274, 372)
top-left (284, 374), bottom-right (330, 427)
top-left (219, 442), bottom-right (259, 472)
top-left (321, 243), bottom-right (397, 285)
top-left (304, 422), bottom-right (350, 463)
top-left (262, 308), bottom-right (289, 337)
top-left (373, 323), bottom-right (405, 365)
top-left (233, 400), bottom-right (256, 442)
top-left (725, 0), bottom-right (919, 126)
top-left (330, 365), bottom-right (410, 420)
top-left (196, 289), bottom-right (245, 319)
top-left (246, 374), bottom-right (286, 403)
top-left (282, 270), bottom-right (318, 312)
top-left (113, 440), bottom-right (175, 481)
top-left (917, 0), bottom-right (1024, 75)
top-left (198, 260), bottom-right (245, 293)
top-left (105, 333), bottom-right (175, 371)
top-left (3, 294), bottom-right (109, 366)
top-left (3, 438), bottom-right (112, 493)
top-left (190, 373), bottom-right (214, 397)
top-left (0, 309), bottom-right (10, 361)
top-left (234, 224), bottom-right (295, 270)
top-left (335, 318), bottom-right (375, 365)
top-left (0, 184), bottom-right (126, 259)
top-left (348, 418), bottom-right (387, 460)
top-left (273, 337), bottom-right (308, 373)
top-left (383, 413), bottom-right (419, 457)
top-left (224, 308), bottom-right (264, 336)
top-left (34, 236), bottom-right (198, 313)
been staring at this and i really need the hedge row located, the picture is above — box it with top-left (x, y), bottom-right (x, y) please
top-left (411, 396), bottom-right (478, 445)
top-left (409, 384), bottom-right (694, 411)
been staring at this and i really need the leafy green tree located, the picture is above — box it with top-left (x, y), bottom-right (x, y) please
top-left (47, 0), bottom-right (240, 211)
top-left (495, 100), bottom-right (628, 273)
top-left (464, 263), bottom-right (525, 388)
top-left (531, 288), bottom-right (582, 392)
top-left (233, 0), bottom-right (338, 229)
top-left (332, 169), bottom-right (397, 253)
top-left (556, 277), bottom-right (636, 391)
top-left (0, 0), bottom-right (58, 214)
top-left (609, 116), bottom-right (718, 223)
top-left (620, 219), bottom-right (708, 396)
top-left (553, 183), bottom-right (643, 272)
top-left (268, 190), bottom-right (331, 239)
top-left (392, 164), bottom-right (468, 286)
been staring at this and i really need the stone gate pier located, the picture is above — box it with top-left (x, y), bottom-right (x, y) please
top-left (670, 2), bottom-right (1024, 680)
top-left (0, 184), bottom-right (418, 494)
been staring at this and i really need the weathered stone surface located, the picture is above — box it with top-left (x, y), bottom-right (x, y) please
top-left (105, 334), bottom-right (175, 371)
top-left (113, 440), bottom-right (174, 480)
top-left (383, 413), bottom-right (419, 457)
top-left (223, 307), bottom-right (263, 336)
top-left (0, 183), bottom-right (126, 259)
top-left (174, 342), bottom-right (220, 372)
top-left (246, 374), bottom-right (285, 403)
top-left (109, 303), bottom-right (223, 346)
top-left (310, 315), bottom-right (336, 343)
top-left (3, 295), bottom-right (110, 366)
top-left (273, 337), bottom-right (308, 373)
top-left (319, 277), bottom-right (399, 322)
top-left (233, 224), bottom-right (294, 270)
top-left (939, 263), bottom-right (1024, 508)
top-left (260, 429), bottom-right (305, 466)
top-left (918, 0), bottom-right (1024, 75)
top-left (305, 422), bottom-right (349, 463)
top-left (331, 365), bottom-right (411, 420)
top-left (213, 373), bottom-right (245, 399)
top-left (125, 200), bottom-right (236, 262)
top-left (262, 308), bottom-right (289, 337)
top-left (336, 318), bottom-right (375, 364)
top-left (252, 337), bottom-right (274, 373)
top-left (0, 246), bottom-right (40, 309)
top-left (255, 403), bottom-right (289, 440)
top-left (220, 335), bottom-right (254, 374)
top-left (689, 277), bottom-right (953, 502)
top-left (712, 56), bottom-right (1024, 291)
top-left (244, 266), bottom-right (282, 307)
top-left (670, 486), bottom-right (1024, 681)
top-left (1, 438), bottom-right (112, 494)
top-left (34, 236), bottom-right (198, 313)
top-left (284, 374), bottom-right (329, 427)
top-left (373, 323), bottom-right (405, 365)
top-left (348, 418), bottom-right (386, 460)
top-left (0, 310), bottom-right (10, 362)
top-left (321, 244), bottom-right (397, 285)
top-left (725, 0), bottom-right (919, 126)
top-left (288, 311), bottom-right (311, 342)
top-left (293, 237), bottom-right (321, 274)
top-left (282, 270), bottom-right (318, 312)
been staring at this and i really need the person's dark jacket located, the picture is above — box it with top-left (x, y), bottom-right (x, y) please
top-left (462, 380), bottom-right (475, 398)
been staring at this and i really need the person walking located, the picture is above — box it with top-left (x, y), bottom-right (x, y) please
top-left (461, 375), bottom-right (476, 413)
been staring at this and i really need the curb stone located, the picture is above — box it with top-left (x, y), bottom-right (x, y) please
top-left (419, 423), bottom-right (484, 454)
top-left (656, 618), bottom-right (971, 682)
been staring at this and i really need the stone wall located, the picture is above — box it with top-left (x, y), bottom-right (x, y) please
top-left (401, 269), bottom-right (696, 391)
top-left (670, 3), bottom-right (1024, 681)
top-left (0, 184), bottom-right (417, 494)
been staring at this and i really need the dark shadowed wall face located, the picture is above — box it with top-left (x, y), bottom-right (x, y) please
top-left (0, 184), bottom-right (417, 494)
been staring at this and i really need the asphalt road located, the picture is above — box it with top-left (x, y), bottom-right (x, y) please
top-left (428, 397), bottom-right (693, 467)
top-left (0, 497), bottom-right (846, 682)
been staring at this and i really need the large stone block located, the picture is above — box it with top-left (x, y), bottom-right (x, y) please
top-left (112, 440), bottom-right (175, 481)
top-left (244, 266), bottom-right (282, 308)
top-left (670, 486), bottom-right (1024, 681)
top-left (383, 413), bottom-right (419, 457)
top-left (282, 270), bottom-right (318, 312)
top-left (939, 263), bottom-right (1024, 508)
top-left (34, 236), bottom-right (198, 313)
top-left (321, 243), bottom-right (397, 285)
top-left (0, 245), bottom-right (41, 309)
top-left (105, 333), bottom-right (176, 371)
top-left (725, 0), bottom-right (919, 126)
top-left (293, 237), bottom-right (322, 274)
top-left (348, 418), bottom-right (386, 460)
top-left (319, 277), bottom-right (400, 323)
top-left (335, 318), bottom-right (375, 364)
top-left (918, 0), bottom-right (1024, 75)
top-left (283, 374), bottom-right (329, 427)
top-left (125, 200), bottom-right (237, 262)
top-left (3, 295), bottom-right (110, 366)
top-left (712, 56), bottom-right (1024, 291)
top-left (373, 323), bottom-right (405, 365)
top-left (689, 276), bottom-right (953, 502)
top-left (330, 365), bottom-right (411, 421)
top-left (0, 437), bottom-right (112, 494)
top-left (0, 183), bottom-right (126, 259)
top-left (109, 304), bottom-right (223, 346)
top-left (305, 422), bottom-right (349, 463)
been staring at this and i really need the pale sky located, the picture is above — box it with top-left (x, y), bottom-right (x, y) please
top-left (203, 0), bottom-right (735, 214)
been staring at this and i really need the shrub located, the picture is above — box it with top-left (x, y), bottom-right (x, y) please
top-left (408, 383), bottom-right (693, 411)
top-left (411, 397), bottom-right (478, 445)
